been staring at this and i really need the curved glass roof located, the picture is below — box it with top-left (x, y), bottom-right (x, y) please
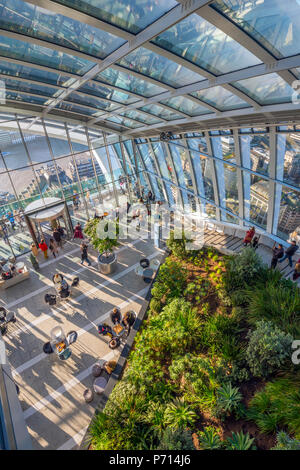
top-left (0, 0), bottom-right (299, 135)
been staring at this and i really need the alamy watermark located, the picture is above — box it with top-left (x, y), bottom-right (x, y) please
top-left (0, 80), bottom-right (5, 105)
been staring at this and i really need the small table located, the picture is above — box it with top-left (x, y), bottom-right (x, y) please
top-left (15, 262), bottom-right (25, 272)
top-left (143, 268), bottom-right (154, 281)
top-left (93, 376), bottom-right (108, 395)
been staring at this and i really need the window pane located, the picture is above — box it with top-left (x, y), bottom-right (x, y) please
top-left (67, 91), bottom-right (120, 112)
top-left (277, 133), bottom-right (300, 188)
top-left (213, 0), bottom-right (300, 59)
top-left (240, 133), bottom-right (270, 176)
top-left (160, 96), bottom-right (211, 116)
top-left (276, 186), bottom-right (300, 241)
top-left (249, 174), bottom-right (269, 229)
top-left (191, 86), bottom-right (249, 111)
top-left (0, 0), bottom-right (125, 58)
top-left (44, 121), bottom-right (71, 158)
top-left (233, 73), bottom-right (294, 105)
top-left (187, 136), bottom-right (208, 154)
top-left (0, 127), bottom-right (30, 170)
top-left (119, 109), bottom-right (162, 125)
top-left (153, 13), bottom-right (261, 74)
top-left (0, 35), bottom-right (95, 75)
top-left (97, 68), bottom-right (167, 97)
top-left (140, 104), bottom-right (183, 120)
top-left (55, 0), bottom-right (177, 34)
top-left (79, 82), bottom-right (139, 105)
top-left (118, 47), bottom-right (204, 88)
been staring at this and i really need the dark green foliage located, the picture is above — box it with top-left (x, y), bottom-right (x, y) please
top-left (223, 247), bottom-right (264, 292)
top-left (215, 383), bottom-right (244, 419)
top-left (84, 218), bottom-right (119, 254)
top-left (166, 230), bottom-right (194, 260)
top-left (225, 431), bottom-right (255, 450)
top-left (271, 431), bottom-right (300, 450)
top-left (245, 320), bottom-right (293, 378)
top-left (157, 427), bottom-right (195, 450)
top-left (198, 426), bottom-right (222, 450)
top-left (151, 257), bottom-right (187, 305)
top-left (247, 375), bottom-right (300, 439)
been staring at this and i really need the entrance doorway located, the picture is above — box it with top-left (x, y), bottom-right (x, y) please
top-left (24, 197), bottom-right (74, 248)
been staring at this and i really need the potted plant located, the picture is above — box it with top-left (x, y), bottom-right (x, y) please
top-left (84, 218), bottom-right (119, 274)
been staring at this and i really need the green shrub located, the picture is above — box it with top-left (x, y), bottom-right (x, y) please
top-left (246, 280), bottom-right (300, 337)
top-left (245, 320), bottom-right (293, 378)
top-left (198, 426), bottom-right (222, 450)
top-left (247, 375), bottom-right (300, 439)
top-left (166, 230), bottom-right (194, 260)
top-left (151, 257), bottom-right (187, 304)
top-left (169, 354), bottom-right (228, 412)
top-left (225, 431), bottom-right (255, 450)
top-left (157, 427), bottom-right (195, 450)
top-left (149, 298), bottom-right (162, 314)
top-left (215, 383), bottom-right (244, 419)
top-left (271, 431), bottom-right (300, 450)
top-left (224, 247), bottom-right (264, 292)
top-left (164, 398), bottom-right (197, 429)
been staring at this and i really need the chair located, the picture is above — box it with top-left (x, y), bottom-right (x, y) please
top-left (140, 258), bottom-right (150, 268)
top-left (93, 376), bottom-right (108, 395)
top-left (66, 330), bottom-right (77, 345)
top-left (83, 388), bottom-right (93, 403)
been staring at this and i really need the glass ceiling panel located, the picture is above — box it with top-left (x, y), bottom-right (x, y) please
top-left (79, 81), bottom-right (139, 105)
top-left (233, 73), bottom-right (294, 105)
top-left (118, 46), bottom-right (204, 88)
top-left (0, 35), bottom-right (95, 75)
top-left (0, 0), bottom-right (125, 59)
top-left (191, 86), bottom-right (250, 111)
top-left (106, 115), bottom-right (143, 129)
top-left (96, 67), bottom-right (167, 97)
top-left (2, 77), bottom-right (60, 98)
top-left (6, 90), bottom-right (47, 105)
top-left (55, 101), bottom-right (102, 116)
top-left (212, 0), bottom-right (300, 59)
top-left (55, 0), bottom-right (177, 35)
top-left (160, 96), bottom-right (212, 116)
top-left (0, 59), bottom-right (76, 88)
top-left (152, 13), bottom-right (261, 75)
top-left (140, 104), bottom-right (183, 120)
top-left (67, 91), bottom-right (120, 111)
top-left (119, 109), bottom-right (162, 125)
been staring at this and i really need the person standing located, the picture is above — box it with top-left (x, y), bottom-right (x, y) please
top-left (279, 240), bottom-right (299, 268)
top-left (80, 242), bottom-right (91, 266)
top-left (270, 243), bottom-right (284, 269)
top-left (49, 238), bottom-right (59, 258)
top-left (39, 239), bottom-right (48, 259)
top-left (74, 222), bottom-right (84, 239)
top-left (53, 227), bottom-right (63, 248)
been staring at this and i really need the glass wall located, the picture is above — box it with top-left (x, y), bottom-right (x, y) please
top-left (1, 116), bottom-right (300, 260)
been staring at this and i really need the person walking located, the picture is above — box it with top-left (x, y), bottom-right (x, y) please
top-left (292, 259), bottom-right (300, 281)
top-left (49, 238), bottom-right (59, 258)
top-left (278, 240), bottom-right (299, 268)
top-left (31, 242), bottom-right (39, 258)
top-left (80, 241), bottom-right (91, 266)
top-left (53, 227), bottom-right (63, 248)
top-left (39, 239), bottom-right (48, 259)
top-left (270, 243), bottom-right (284, 269)
top-left (74, 222), bottom-right (84, 239)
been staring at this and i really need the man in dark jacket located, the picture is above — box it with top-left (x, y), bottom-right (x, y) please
top-left (270, 243), bottom-right (284, 269)
top-left (53, 228), bottom-right (62, 248)
top-left (278, 240), bottom-right (299, 267)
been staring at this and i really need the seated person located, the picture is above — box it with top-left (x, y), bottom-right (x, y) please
top-left (53, 273), bottom-right (70, 298)
top-left (243, 227), bottom-right (255, 246)
top-left (110, 307), bottom-right (121, 325)
top-left (1, 270), bottom-right (13, 280)
top-left (251, 236), bottom-right (259, 249)
top-left (98, 323), bottom-right (113, 337)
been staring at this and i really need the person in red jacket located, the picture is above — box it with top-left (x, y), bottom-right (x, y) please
top-left (39, 239), bottom-right (48, 259)
top-left (73, 223), bottom-right (84, 240)
top-left (243, 227), bottom-right (255, 246)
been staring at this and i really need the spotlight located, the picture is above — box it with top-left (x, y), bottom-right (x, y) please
top-left (160, 131), bottom-right (173, 142)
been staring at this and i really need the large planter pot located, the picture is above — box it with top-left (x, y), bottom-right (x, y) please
top-left (98, 251), bottom-right (117, 274)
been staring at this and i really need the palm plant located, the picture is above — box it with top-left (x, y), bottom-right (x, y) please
top-left (164, 398), bottom-right (197, 429)
top-left (198, 426), bottom-right (222, 450)
top-left (225, 431), bottom-right (255, 450)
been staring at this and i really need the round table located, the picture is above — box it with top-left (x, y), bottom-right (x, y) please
top-left (93, 376), bottom-right (108, 394)
top-left (15, 262), bottom-right (25, 271)
top-left (143, 268), bottom-right (153, 280)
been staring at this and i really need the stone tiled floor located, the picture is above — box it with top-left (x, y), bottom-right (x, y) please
top-left (1, 233), bottom-right (163, 450)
